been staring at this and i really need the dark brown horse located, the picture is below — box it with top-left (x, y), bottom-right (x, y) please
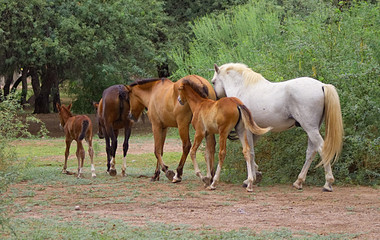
top-left (93, 85), bottom-right (133, 176)
top-left (56, 103), bottom-right (96, 178)
top-left (127, 75), bottom-right (216, 182)
top-left (178, 80), bottom-right (271, 191)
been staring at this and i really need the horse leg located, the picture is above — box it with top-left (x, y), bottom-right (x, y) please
top-left (108, 129), bottom-right (118, 176)
top-left (322, 162), bottom-right (335, 192)
top-left (293, 130), bottom-right (323, 190)
top-left (151, 126), bottom-right (168, 181)
top-left (121, 126), bottom-right (132, 177)
top-left (236, 127), bottom-right (254, 192)
top-left (172, 124), bottom-right (191, 183)
top-left (76, 140), bottom-right (85, 178)
top-left (104, 134), bottom-right (112, 173)
top-left (242, 131), bottom-right (261, 187)
top-left (87, 138), bottom-right (96, 178)
top-left (190, 131), bottom-right (206, 183)
top-left (209, 133), bottom-right (228, 190)
top-left (62, 139), bottom-right (72, 174)
top-left (160, 128), bottom-right (175, 180)
top-left (202, 133), bottom-right (216, 186)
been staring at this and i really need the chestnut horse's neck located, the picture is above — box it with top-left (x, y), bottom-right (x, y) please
top-left (181, 84), bottom-right (209, 112)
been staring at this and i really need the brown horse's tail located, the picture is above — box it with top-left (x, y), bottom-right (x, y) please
top-left (238, 105), bottom-right (272, 135)
top-left (317, 84), bottom-right (344, 168)
top-left (79, 119), bottom-right (89, 141)
top-left (118, 85), bottom-right (129, 121)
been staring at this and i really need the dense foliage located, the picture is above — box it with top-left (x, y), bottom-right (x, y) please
top-left (0, 0), bottom-right (168, 113)
top-left (171, 0), bottom-right (379, 185)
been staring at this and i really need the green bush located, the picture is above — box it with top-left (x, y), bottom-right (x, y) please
top-left (0, 94), bottom-right (47, 233)
top-left (171, 0), bottom-right (379, 186)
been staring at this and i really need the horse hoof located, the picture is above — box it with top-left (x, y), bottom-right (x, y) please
top-left (91, 174), bottom-right (97, 178)
top-left (207, 185), bottom-right (216, 191)
top-left (109, 169), bottom-right (117, 176)
top-left (165, 170), bottom-right (175, 181)
top-left (172, 177), bottom-right (182, 183)
top-left (254, 171), bottom-right (262, 184)
top-left (121, 171), bottom-right (126, 177)
top-left (202, 177), bottom-right (211, 186)
top-left (246, 187), bottom-right (254, 192)
top-left (322, 184), bottom-right (333, 192)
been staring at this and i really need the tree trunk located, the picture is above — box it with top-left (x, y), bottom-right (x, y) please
top-left (10, 68), bottom-right (29, 105)
top-left (34, 65), bottom-right (57, 113)
top-left (52, 76), bottom-right (60, 113)
top-left (3, 73), bottom-right (13, 98)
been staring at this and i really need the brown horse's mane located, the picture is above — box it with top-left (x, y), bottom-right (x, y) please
top-left (130, 78), bottom-right (168, 87)
top-left (181, 79), bottom-right (209, 99)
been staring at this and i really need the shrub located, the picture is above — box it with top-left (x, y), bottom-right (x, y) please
top-left (0, 94), bottom-right (47, 233)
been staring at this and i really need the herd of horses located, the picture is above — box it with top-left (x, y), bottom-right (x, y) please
top-left (57, 63), bottom-right (343, 192)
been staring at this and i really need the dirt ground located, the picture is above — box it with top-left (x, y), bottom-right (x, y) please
top-left (17, 113), bottom-right (380, 238)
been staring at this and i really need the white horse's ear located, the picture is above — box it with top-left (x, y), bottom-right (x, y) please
top-left (214, 64), bottom-right (220, 74)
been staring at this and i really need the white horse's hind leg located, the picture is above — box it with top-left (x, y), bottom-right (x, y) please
top-left (322, 161), bottom-right (334, 192)
top-left (293, 130), bottom-right (323, 190)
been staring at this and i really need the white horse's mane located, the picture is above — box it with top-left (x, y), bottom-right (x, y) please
top-left (219, 63), bottom-right (265, 85)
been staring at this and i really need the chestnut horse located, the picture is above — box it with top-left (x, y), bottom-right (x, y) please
top-left (127, 75), bottom-right (216, 182)
top-left (177, 80), bottom-right (271, 191)
top-left (56, 103), bottom-right (96, 178)
top-left (93, 85), bottom-right (133, 176)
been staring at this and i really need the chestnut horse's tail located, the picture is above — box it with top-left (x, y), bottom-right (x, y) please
top-left (238, 105), bottom-right (272, 135)
top-left (318, 84), bottom-right (344, 168)
top-left (79, 119), bottom-right (89, 141)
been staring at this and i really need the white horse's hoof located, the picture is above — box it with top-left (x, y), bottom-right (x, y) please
top-left (322, 183), bottom-right (333, 192)
top-left (92, 174), bottom-right (97, 178)
top-left (293, 181), bottom-right (303, 190)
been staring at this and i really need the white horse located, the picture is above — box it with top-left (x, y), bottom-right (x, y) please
top-left (211, 63), bottom-right (343, 192)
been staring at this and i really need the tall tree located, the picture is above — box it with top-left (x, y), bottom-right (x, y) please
top-left (0, 0), bottom-right (167, 113)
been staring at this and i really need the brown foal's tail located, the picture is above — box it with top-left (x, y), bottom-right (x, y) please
top-left (317, 84), bottom-right (344, 168)
top-left (239, 105), bottom-right (272, 135)
top-left (79, 119), bottom-right (89, 141)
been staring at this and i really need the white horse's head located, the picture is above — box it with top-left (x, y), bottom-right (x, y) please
top-left (211, 64), bottom-right (227, 98)
top-left (212, 63), bottom-right (266, 98)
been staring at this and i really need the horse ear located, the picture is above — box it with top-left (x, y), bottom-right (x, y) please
top-left (214, 64), bottom-right (220, 74)
top-left (68, 103), bottom-right (72, 110)
top-left (56, 103), bottom-right (61, 112)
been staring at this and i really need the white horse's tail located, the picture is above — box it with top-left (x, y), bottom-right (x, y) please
top-left (318, 84), bottom-right (344, 167)
top-left (239, 105), bottom-right (272, 135)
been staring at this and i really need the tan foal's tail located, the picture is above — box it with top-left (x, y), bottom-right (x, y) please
top-left (239, 105), bottom-right (272, 135)
top-left (318, 84), bottom-right (344, 167)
